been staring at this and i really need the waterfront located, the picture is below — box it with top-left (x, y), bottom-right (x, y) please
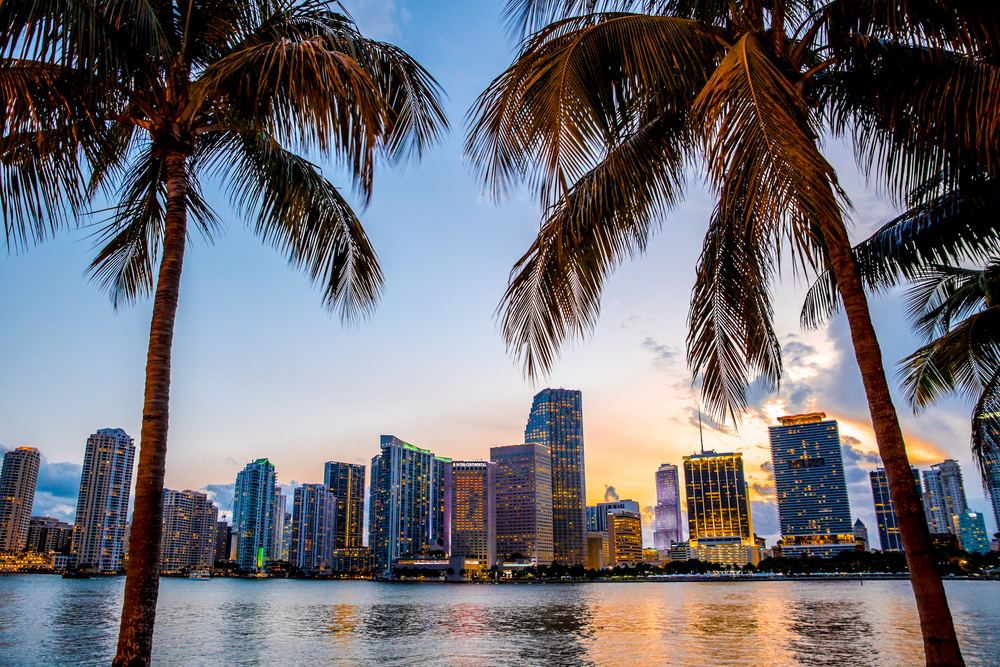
top-left (1, 577), bottom-right (998, 666)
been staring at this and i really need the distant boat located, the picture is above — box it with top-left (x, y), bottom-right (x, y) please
top-left (189, 571), bottom-right (210, 580)
top-left (62, 572), bottom-right (90, 579)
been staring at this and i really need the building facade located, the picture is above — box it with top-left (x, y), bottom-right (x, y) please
top-left (324, 461), bottom-right (366, 548)
top-left (72, 429), bottom-right (135, 572)
top-left (654, 463), bottom-right (683, 549)
top-left (525, 388), bottom-right (587, 566)
top-left (490, 443), bottom-right (554, 566)
top-left (923, 460), bottom-right (968, 535)
top-left (369, 436), bottom-right (451, 574)
top-left (26, 516), bottom-right (74, 554)
top-left (683, 451), bottom-right (753, 547)
top-left (160, 489), bottom-right (218, 572)
top-left (768, 413), bottom-right (854, 558)
top-left (954, 511), bottom-right (990, 554)
top-left (232, 458), bottom-right (277, 571)
top-left (586, 500), bottom-right (641, 532)
top-left (853, 519), bottom-right (869, 551)
top-left (870, 467), bottom-right (922, 552)
top-left (291, 484), bottom-right (337, 572)
top-left (271, 487), bottom-right (286, 562)
top-left (450, 460), bottom-right (496, 566)
top-left (214, 522), bottom-right (231, 564)
top-left (587, 531), bottom-right (609, 569)
top-left (986, 450), bottom-right (1000, 536)
top-left (0, 447), bottom-right (41, 553)
top-left (606, 511), bottom-right (643, 565)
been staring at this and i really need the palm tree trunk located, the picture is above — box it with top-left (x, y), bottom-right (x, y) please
top-left (822, 215), bottom-right (965, 667)
top-left (113, 149), bottom-right (189, 667)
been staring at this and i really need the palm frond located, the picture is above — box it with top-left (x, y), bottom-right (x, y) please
top-left (971, 365), bottom-right (1000, 483)
top-left (902, 265), bottom-right (986, 341)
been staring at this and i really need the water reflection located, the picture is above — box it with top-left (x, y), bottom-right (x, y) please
top-left (786, 600), bottom-right (876, 665)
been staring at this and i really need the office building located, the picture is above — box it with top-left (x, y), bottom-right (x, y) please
top-left (923, 460), bottom-right (968, 535)
top-left (853, 519), bottom-right (869, 551)
top-left (232, 458), bottom-right (277, 571)
top-left (160, 489), bottom-right (218, 573)
top-left (986, 451), bottom-right (1000, 534)
top-left (870, 467), bottom-right (922, 552)
top-left (214, 522), bottom-right (231, 564)
top-left (587, 500), bottom-right (641, 532)
top-left (0, 447), bottom-right (41, 553)
top-left (72, 429), bottom-right (135, 572)
top-left (954, 511), bottom-right (990, 554)
top-left (683, 451), bottom-right (753, 546)
top-left (606, 511), bottom-right (642, 565)
top-left (324, 461), bottom-right (366, 548)
top-left (291, 484), bottom-right (337, 572)
top-left (525, 388), bottom-right (587, 566)
top-left (587, 531), bottom-right (609, 569)
top-left (654, 463), bottom-right (683, 549)
top-left (369, 436), bottom-right (451, 574)
top-left (330, 547), bottom-right (374, 573)
top-left (768, 413), bottom-right (854, 558)
top-left (281, 513), bottom-right (292, 561)
top-left (450, 460), bottom-right (496, 566)
top-left (491, 443), bottom-right (554, 566)
top-left (271, 487), bottom-right (286, 562)
top-left (26, 516), bottom-right (74, 554)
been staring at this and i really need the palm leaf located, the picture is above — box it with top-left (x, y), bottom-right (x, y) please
top-left (902, 264), bottom-right (987, 341)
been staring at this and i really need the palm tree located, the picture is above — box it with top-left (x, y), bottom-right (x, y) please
top-left (466, 1), bottom-right (999, 664)
top-left (1, 1), bottom-right (446, 664)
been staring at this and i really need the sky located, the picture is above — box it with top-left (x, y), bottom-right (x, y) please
top-left (0, 0), bottom-right (996, 550)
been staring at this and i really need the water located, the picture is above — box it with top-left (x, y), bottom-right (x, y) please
top-left (1, 576), bottom-right (998, 666)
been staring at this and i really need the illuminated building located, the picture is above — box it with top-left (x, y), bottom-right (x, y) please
top-left (525, 388), bottom-right (586, 566)
top-left (72, 429), bottom-right (135, 572)
top-left (954, 511), bottom-right (990, 554)
top-left (606, 511), bottom-right (642, 565)
top-left (26, 516), bottom-right (74, 554)
top-left (683, 451), bottom-right (753, 546)
top-left (870, 467), bottom-right (922, 552)
top-left (654, 463), bottom-right (683, 549)
top-left (369, 436), bottom-right (451, 574)
top-left (232, 458), bottom-right (277, 571)
top-left (923, 460), bottom-right (968, 535)
top-left (450, 460), bottom-right (496, 566)
top-left (324, 461), bottom-right (366, 548)
top-left (586, 500), bottom-right (640, 532)
top-left (587, 531), bottom-right (609, 569)
top-left (986, 451), bottom-right (1000, 535)
top-left (291, 484), bottom-right (337, 572)
top-left (271, 487), bottom-right (286, 562)
top-left (490, 443), bottom-right (553, 566)
top-left (330, 547), bottom-right (374, 573)
top-left (0, 447), bottom-right (40, 553)
top-left (768, 413), bottom-right (854, 558)
top-left (280, 513), bottom-right (292, 561)
top-left (160, 489), bottom-right (218, 572)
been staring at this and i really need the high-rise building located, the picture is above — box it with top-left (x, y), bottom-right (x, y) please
top-left (654, 463), bottom-right (683, 549)
top-left (369, 436), bottom-right (451, 574)
top-left (281, 513), bottom-right (292, 561)
top-left (449, 461), bottom-right (496, 566)
top-left (271, 487), bottom-right (286, 561)
top-left (954, 510), bottom-right (990, 554)
top-left (25, 516), bottom-right (74, 554)
top-left (768, 413), bottom-right (854, 558)
top-left (853, 519), bottom-right (869, 551)
top-left (606, 511), bottom-right (642, 565)
top-left (291, 484), bottom-right (337, 572)
top-left (324, 461), bottom-right (366, 548)
top-left (985, 451), bottom-right (1000, 535)
top-left (214, 521), bottom-right (231, 564)
top-left (870, 467), bottom-right (922, 552)
top-left (587, 531), bottom-right (609, 569)
top-left (491, 443), bottom-right (554, 566)
top-left (525, 388), bottom-right (586, 566)
top-left (586, 500), bottom-right (641, 532)
top-left (683, 451), bottom-right (753, 547)
top-left (232, 458), bottom-right (277, 571)
top-left (72, 429), bottom-right (135, 572)
top-left (923, 460), bottom-right (969, 534)
top-left (160, 489), bottom-right (218, 572)
top-left (0, 447), bottom-right (41, 553)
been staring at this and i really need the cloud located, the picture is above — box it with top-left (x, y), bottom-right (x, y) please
top-left (204, 483), bottom-right (235, 517)
top-left (0, 445), bottom-right (82, 523)
top-left (620, 315), bottom-right (640, 331)
top-left (222, 456), bottom-right (238, 465)
top-left (641, 505), bottom-right (655, 527)
top-left (751, 482), bottom-right (775, 498)
top-left (604, 485), bottom-right (620, 502)
top-left (686, 407), bottom-right (735, 436)
top-left (750, 500), bottom-right (780, 544)
top-left (760, 461), bottom-right (773, 476)
top-left (641, 337), bottom-right (677, 371)
top-left (348, 0), bottom-right (406, 39)
top-left (841, 437), bottom-right (880, 484)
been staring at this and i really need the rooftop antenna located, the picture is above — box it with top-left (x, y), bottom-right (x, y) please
top-left (698, 406), bottom-right (705, 455)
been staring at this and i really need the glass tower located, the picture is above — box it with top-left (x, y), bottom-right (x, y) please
top-left (525, 388), bottom-right (586, 566)
top-left (654, 463), bottom-right (683, 548)
top-left (450, 460), bottom-right (496, 566)
top-left (369, 436), bottom-right (451, 574)
top-left (324, 461), bottom-right (366, 548)
top-left (768, 413), bottom-right (854, 558)
top-left (72, 429), bottom-right (135, 572)
top-left (683, 451), bottom-right (753, 547)
top-left (985, 451), bottom-right (1000, 535)
top-left (232, 458), bottom-right (277, 571)
top-left (923, 460), bottom-right (968, 534)
top-left (0, 447), bottom-right (40, 553)
top-left (291, 484), bottom-right (337, 572)
top-left (491, 443), bottom-right (554, 566)
top-left (586, 500), bottom-right (640, 532)
top-left (870, 467), bottom-right (922, 552)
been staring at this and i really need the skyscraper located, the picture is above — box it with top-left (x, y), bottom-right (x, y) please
top-left (768, 413), bottom-right (854, 558)
top-left (586, 500), bottom-right (640, 532)
top-left (525, 388), bottom-right (586, 566)
top-left (160, 489), bottom-right (218, 572)
top-left (291, 484), bottom-right (337, 572)
top-left (985, 451), bottom-right (1000, 535)
top-left (281, 513), bottom-right (292, 561)
top-left (923, 460), bottom-right (968, 534)
top-left (324, 461), bottom-right (366, 548)
top-left (72, 429), bottom-right (135, 572)
top-left (271, 487), bottom-right (286, 561)
top-left (683, 451), bottom-right (753, 547)
top-left (654, 463), bottom-right (683, 548)
top-left (853, 518), bottom-right (869, 551)
top-left (954, 510), bottom-right (990, 554)
top-left (0, 447), bottom-right (41, 553)
top-left (491, 443), bottom-right (554, 566)
top-left (232, 458), bottom-right (277, 571)
top-left (450, 460), bottom-right (496, 566)
top-left (606, 511), bottom-right (643, 565)
top-left (214, 521), bottom-right (231, 564)
top-left (25, 516), bottom-right (74, 554)
top-left (870, 467), bottom-right (922, 552)
top-left (369, 436), bottom-right (451, 574)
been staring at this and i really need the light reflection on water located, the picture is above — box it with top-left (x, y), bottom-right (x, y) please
top-left (0, 576), bottom-right (997, 666)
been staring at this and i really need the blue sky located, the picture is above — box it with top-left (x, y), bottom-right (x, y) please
top-left (0, 0), bottom-right (995, 548)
